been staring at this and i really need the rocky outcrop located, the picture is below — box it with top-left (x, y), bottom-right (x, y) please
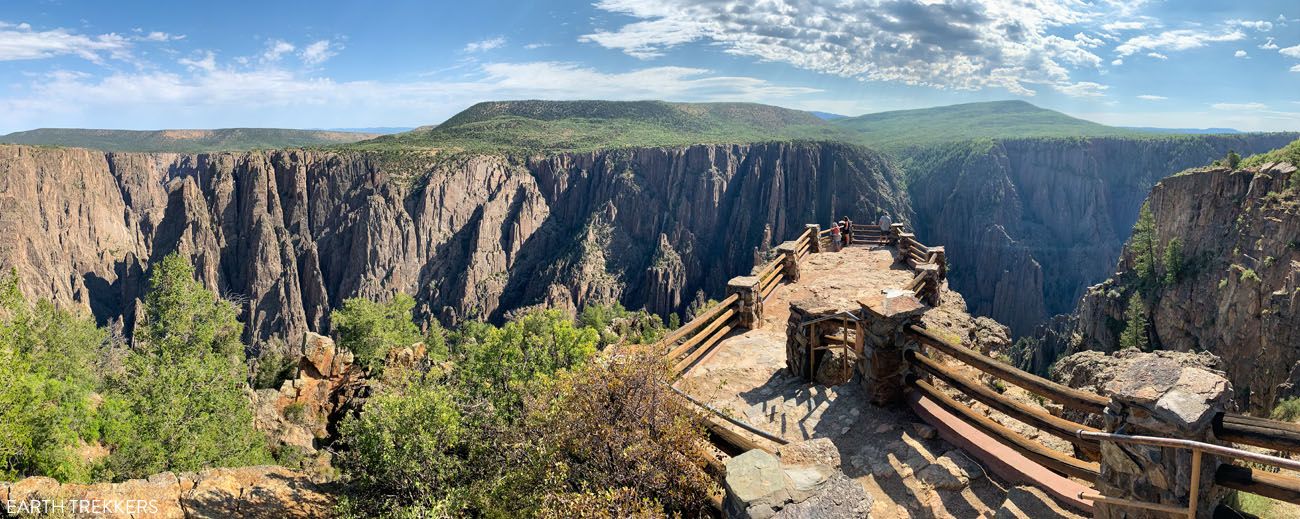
top-left (0, 142), bottom-right (909, 346)
top-left (905, 134), bottom-right (1298, 336)
top-left (1, 466), bottom-right (332, 518)
top-left (1047, 161), bottom-right (1299, 413)
top-left (252, 332), bottom-right (366, 456)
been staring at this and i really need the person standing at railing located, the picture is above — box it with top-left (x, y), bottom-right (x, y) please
top-left (829, 222), bottom-right (841, 252)
top-left (842, 216), bottom-right (853, 247)
top-left (878, 211), bottom-right (892, 233)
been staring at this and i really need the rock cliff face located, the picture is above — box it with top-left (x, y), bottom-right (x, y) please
top-left (905, 134), bottom-right (1298, 336)
top-left (0, 142), bottom-right (909, 346)
top-left (1046, 162), bottom-right (1300, 413)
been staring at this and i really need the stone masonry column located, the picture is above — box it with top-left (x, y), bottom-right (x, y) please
top-left (776, 241), bottom-right (801, 283)
top-left (928, 245), bottom-right (947, 280)
top-left (805, 224), bottom-right (821, 253)
top-left (889, 223), bottom-right (905, 245)
top-left (727, 275), bottom-right (763, 329)
top-left (1096, 357), bottom-right (1234, 519)
top-left (856, 290), bottom-right (927, 406)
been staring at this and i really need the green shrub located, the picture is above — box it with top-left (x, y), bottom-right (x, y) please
top-left (577, 303), bottom-right (667, 347)
top-left (1240, 268), bottom-right (1261, 283)
top-left (1271, 398), bottom-right (1300, 422)
top-left (0, 271), bottom-right (106, 483)
top-left (331, 294), bottom-right (426, 371)
top-left (101, 254), bottom-right (269, 479)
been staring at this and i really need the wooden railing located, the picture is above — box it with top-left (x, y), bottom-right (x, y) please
top-left (659, 293), bottom-right (739, 376)
top-left (903, 327), bottom-right (1103, 480)
top-left (903, 323), bottom-right (1300, 512)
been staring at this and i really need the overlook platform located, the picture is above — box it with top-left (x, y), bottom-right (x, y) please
top-left (675, 243), bottom-right (1086, 518)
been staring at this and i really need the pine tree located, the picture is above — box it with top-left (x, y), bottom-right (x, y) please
top-left (1131, 203), bottom-right (1157, 289)
top-left (1118, 293), bottom-right (1150, 351)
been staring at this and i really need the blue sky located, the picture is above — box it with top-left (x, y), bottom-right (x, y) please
top-left (1, 0), bottom-right (1298, 133)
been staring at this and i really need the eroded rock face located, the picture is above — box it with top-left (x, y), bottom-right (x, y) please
top-left (905, 135), bottom-right (1298, 336)
top-left (0, 143), bottom-right (910, 345)
top-left (0, 466), bottom-right (332, 518)
top-left (1055, 163), bottom-right (1300, 413)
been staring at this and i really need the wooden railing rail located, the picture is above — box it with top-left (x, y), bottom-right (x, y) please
top-left (908, 376), bottom-right (1101, 480)
top-left (908, 324), bottom-right (1109, 415)
top-left (655, 295), bottom-right (738, 351)
top-left (1215, 412), bottom-right (1300, 453)
top-left (906, 350), bottom-right (1101, 452)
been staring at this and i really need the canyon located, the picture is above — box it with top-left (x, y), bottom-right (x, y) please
top-left (0, 142), bottom-right (908, 348)
top-left (904, 134), bottom-right (1298, 336)
top-left (1025, 161), bottom-right (1300, 414)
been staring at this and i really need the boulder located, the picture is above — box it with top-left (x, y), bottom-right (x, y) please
top-left (723, 449), bottom-right (873, 519)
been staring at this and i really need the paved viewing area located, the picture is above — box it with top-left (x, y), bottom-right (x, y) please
top-left (675, 243), bottom-right (1085, 518)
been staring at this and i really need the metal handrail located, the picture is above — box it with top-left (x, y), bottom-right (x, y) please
top-left (1076, 430), bottom-right (1300, 473)
top-left (1075, 429), bottom-right (1300, 518)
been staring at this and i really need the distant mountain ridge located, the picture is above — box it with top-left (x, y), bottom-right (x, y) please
top-left (360, 100), bottom-right (852, 153)
top-left (0, 127), bottom-right (380, 152)
top-left (830, 100), bottom-right (1143, 152)
top-left (1123, 126), bottom-right (1242, 134)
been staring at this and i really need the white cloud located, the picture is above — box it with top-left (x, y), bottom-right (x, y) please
top-left (1102, 21), bottom-right (1146, 32)
top-left (1147, 52), bottom-right (1168, 60)
top-left (0, 58), bottom-right (825, 132)
top-left (1234, 50), bottom-right (1248, 58)
top-left (300, 40), bottom-right (338, 66)
top-left (1260, 38), bottom-right (1279, 50)
top-left (261, 40), bottom-right (295, 63)
top-left (1111, 58), bottom-right (1124, 66)
top-left (0, 21), bottom-right (132, 62)
top-left (1212, 102), bottom-right (1267, 111)
top-left (1137, 94), bottom-right (1167, 101)
top-left (1115, 29), bottom-right (1245, 57)
top-left (523, 43), bottom-right (550, 50)
top-left (580, 0), bottom-right (1126, 97)
top-left (1229, 20), bottom-right (1274, 32)
top-left (139, 31), bottom-right (183, 42)
top-left (178, 51), bottom-right (216, 72)
top-left (1293, 64), bottom-right (1300, 73)
top-left (463, 37), bottom-right (505, 53)
top-left (1054, 81), bottom-right (1107, 97)
top-left (1281, 45), bottom-right (1300, 59)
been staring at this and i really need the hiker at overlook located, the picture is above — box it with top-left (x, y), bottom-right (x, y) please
top-left (828, 222), bottom-right (841, 252)
top-left (878, 211), bottom-right (892, 233)
top-left (842, 216), bottom-right (853, 247)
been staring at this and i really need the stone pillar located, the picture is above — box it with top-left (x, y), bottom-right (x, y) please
top-left (914, 264), bottom-right (940, 306)
top-left (727, 275), bottom-right (763, 329)
top-left (928, 246), bottom-right (947, 280)
top-left (1096, 358), bottom-right (1234, 519)
top-left (856, 290), bottom-right (927, 406)
top-left (805, 224), bottom-right (821, 253)
top-left (776, 240), bottom-right (801, 283)
top-left (889, 223), bottom-right (905, 245)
